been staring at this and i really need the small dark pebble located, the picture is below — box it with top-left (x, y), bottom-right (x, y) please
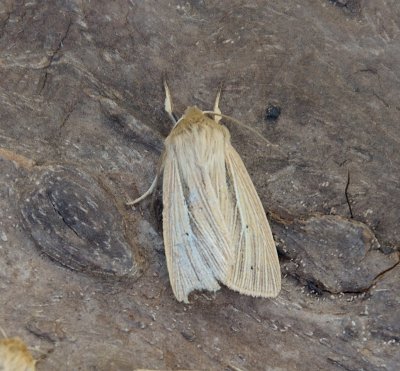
top-left (328, 0), bottom-right (361, 14)
top-left (265, 105), bottom-right (281, 121)
top-left (307, 280), bottom-right (324, 296)
top-left (380, 245), bottom-right (396, 255)
top-left (329, 0), bottom-right (347, 5)
top-left (181, 330), bottom-right (196, 342)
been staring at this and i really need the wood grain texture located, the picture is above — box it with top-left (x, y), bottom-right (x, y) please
top-left (0, 0), bottom-right (399, 369)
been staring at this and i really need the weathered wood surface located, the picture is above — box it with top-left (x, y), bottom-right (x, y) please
top-left (0, 1), bottom-right (399, 370)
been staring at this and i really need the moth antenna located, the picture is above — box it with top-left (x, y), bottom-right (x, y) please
top-left (0, 326), bottom-right (7, 338)
top-left (213, 83), bottom-right (224, 124)
top-left (202, 111), bottom-right (281, 151)
top-left (127, 175), bottom-right (158, 206)
top-left (163, 79), bottom-right (178, 126)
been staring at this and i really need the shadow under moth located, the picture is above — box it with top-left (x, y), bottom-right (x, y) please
top-left (129, 81), bottom-right (281, 303)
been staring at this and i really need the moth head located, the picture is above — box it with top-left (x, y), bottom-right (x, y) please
top-left (175, 106), bottom-right (224, 126)
top-left (178, 106), bottom-right (206, 124)
top-left (168, 106), bottom-right (231, 143)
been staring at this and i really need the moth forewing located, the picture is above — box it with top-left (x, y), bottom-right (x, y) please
top-left (224, 145), bottom-right (281, 297)
top-left (162, 109), bottom-right (234, 302)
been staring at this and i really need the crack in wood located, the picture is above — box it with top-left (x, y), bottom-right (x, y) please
top-left (46, 191), bottom-right (82, 240)
top-left (345, 169), bottom-right (353, 219)
top-left (38, 17), bottom-right (73, 94)
top-left (0, 11), bottom-right (11, 39)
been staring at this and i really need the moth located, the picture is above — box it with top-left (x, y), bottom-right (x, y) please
top-left (0, 337), bottom-right (36, 371)
top-left (129, 82), bottom-right (281, 303)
